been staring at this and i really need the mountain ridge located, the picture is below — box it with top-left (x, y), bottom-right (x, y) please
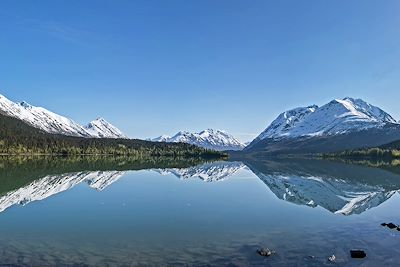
top-left (84, 117), bottom-right (127, 138)
top-left (246, 97), bottom-right (400, 154)
top-left (152, 129), bottom-right (245, 151)
top-left (0, 94), bottom-right (126, 139)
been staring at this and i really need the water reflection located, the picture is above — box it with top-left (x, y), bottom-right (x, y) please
top-left (0, 158), bottom-right (399, 216)
top-left (0, 157), bottom-right (399, 266)
top-left (152, 161), bottom-right (246, 182)
top-left (245, 159), bottom-right (400, 215)
top-left (0, 171), bottom-right (126, 213)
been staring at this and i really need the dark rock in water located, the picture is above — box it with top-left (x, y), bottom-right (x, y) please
top-left (257, 248), bottom-right (275, 257)
top-left (350, 250), bottom-right (367, 258)
top-left (381, 222), bottom-right (398, 229)
top-left (397, 227), bottom-right (400, 231)
top-left (308, 255), bottom-right (315, 259)
top-left (328, 254), bottom-right (336, 262)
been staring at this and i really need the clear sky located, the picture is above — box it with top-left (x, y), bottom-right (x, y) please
top-left (1, 0), bottom-right (400, 142)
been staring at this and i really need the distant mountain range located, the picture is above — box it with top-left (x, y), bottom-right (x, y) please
top-left (151, 129), bottom-right (245, 151)
top-left (0, 94), bottom-right (126, 139)
top-left (2, 93), bottom-right (400, 153)
top-left (0, 94), bottom-right (245, 151)
top-left (245, 97), bottom-right (400, 154)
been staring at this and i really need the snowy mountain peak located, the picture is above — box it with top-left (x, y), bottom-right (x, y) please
top-left (0, 94), bottom-right (92, 137)
top-left (332, 97), bottom-right (396, 124)
top-left (84, 118), bottom-right (127, 139)
top-left (95, 117), bottom-right (107, 123)
top-left (255, 105), bottom-right (318, 141)
top-left (0, 93), bottom-right (127, 139)
top-left (253, 97), bottom-right (398, 142)
top-left (152, 135), bottom-right (171, 142)
top-left (152, 129), bottom-right (245, 151)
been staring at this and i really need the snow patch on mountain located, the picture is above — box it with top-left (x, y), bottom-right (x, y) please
top-left (254, 97), bottom-right (398, 142)
top-left (152, 129), bottom-right (245, 151)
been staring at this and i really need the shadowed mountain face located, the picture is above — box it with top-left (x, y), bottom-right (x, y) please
top-left (245, 159), bottom-right (400, 215)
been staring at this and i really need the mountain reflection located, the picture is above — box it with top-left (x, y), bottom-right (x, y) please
top-left (152, 161), bottom-right (246, 182)
top-left (245, 159), bottom-right (400, 215)
top-left (0, 158), bottom-right (399, 215)
top-left (0, 171), bottom-right (126, 212)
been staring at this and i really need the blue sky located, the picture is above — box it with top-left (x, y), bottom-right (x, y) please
top-left (1, 0), bottom-right (400, 142)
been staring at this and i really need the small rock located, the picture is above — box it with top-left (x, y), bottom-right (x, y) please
top-left (397, 227), bottom-right (400, 231)
top-left (350, 250), bottom-right (366, 259)
top-left (257, 248), bottom-right (275, 257)
top-left (328, 254), bottom-right (336, 262)
top-left (387, 223), bottom-right (397, 229)
top-left (308, 255), bottom-right (315, 260)
top-left (381, 223), bottom-right (387, 227)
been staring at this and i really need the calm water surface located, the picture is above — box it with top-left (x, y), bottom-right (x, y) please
top-left (0, 158), bottom-right (399, 266)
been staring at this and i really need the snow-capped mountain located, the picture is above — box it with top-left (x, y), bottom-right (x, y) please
top-left (246, 97), bottom-right (400, 153)
top-left (0, 171), bottom-right (126, 213)
top-left (152, 135), bottom-right (171, 142)
top-left (152, 129), bottom-right (245, 151)
top-left (0, 94), bottom-right (91, 137)
top-left (0, 94), bottom-right (126, 139)
top-left (153, 161), bottom-right (246, 182)
top-left (255, 97), bottom-right (396, 141)
top-left (84, 118), bottom-right (127, 138)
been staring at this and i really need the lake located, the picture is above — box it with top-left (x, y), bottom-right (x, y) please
top-left (0, 157), bottom-right (399, 266)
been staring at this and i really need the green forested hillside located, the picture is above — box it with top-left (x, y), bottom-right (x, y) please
top-left (323, 140), bottom-right (400, 160)
top-left (0, 113), bottom-right (225, 158)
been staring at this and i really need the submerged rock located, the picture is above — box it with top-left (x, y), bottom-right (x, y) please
top-left (381, 222), bottom-right (398, 229)
top-left (257, 248), bottom-right (275, 257)
top-left (328, 254), bottom-right (336, 262)
top-left (350, 250), bottom-right (367, 258)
